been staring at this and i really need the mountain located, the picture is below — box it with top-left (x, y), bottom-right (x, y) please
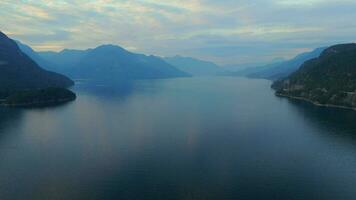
top-left (17, 41), bottom-right (81, 74)
top-left (34, 45), bottom-right (190, 81)
top-left (38, 49), bottom-right (91, 74)
top-left (0, 31), bottom-right (75, 106)
top-left (15, 40), bottom-right (56, 71)
top-left (221, 58), bottom-right (286, 74)
top-left (248, 47), bottom-right (326, 80)
top-left (272, 43), bottom-right (356, 109)
top-left (70, 45), bottom-right (190, 81)
top-left (223, 47), bottom-right (326, 80)
top-left (163, 56), bottom-right (222, 76)
top-left (222, 60), bottom-right (286, 77)
top-left (0, 31), bottom-right (73, 92)
top-left (19, 43), bottom-right (191, 81)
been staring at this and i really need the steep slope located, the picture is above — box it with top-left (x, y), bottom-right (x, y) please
top-left (69, 45), bottom-right (190, 81)
top-left (164, 56), bottom-right (222, 76)
top-left (272, 43), bottom-right (356, 109)
top-left (15, 40), bottom-right (56, 71)
top-left (0, 31), bottom-right (73, 92)
top-left (246, 47), bottom-right (326, 80)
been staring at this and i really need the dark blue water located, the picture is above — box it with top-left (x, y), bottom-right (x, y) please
top-left (1, 77), bottom-right (356, 200)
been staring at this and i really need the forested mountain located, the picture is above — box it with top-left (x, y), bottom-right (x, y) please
top-left (0, 31), bottom-right (73, 92)
top-left (0, 31), bottom-right (75, 106)
top-left (249, 47), bottom-right (326, 80)
top-left (272, 43), bottom-right (356, 109)
top-left (224, 47), bottom-right (326, 80)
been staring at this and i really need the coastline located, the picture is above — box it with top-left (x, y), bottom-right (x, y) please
top-left (0, 97), bottom-right (76, 107)
top-left (275, 93), bottom-right (356, 111)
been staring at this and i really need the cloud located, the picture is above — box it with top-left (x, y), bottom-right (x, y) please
top-left (0, 0), bottom-right (355, 64)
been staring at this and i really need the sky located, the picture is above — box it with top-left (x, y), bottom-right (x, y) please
top-left (1, 0), bottom-right (356, 65)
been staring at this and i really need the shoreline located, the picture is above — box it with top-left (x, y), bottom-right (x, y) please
top-left (275, 93), bottom-right (356, 111)
top-left (0, 97), bottom-right (76, 107)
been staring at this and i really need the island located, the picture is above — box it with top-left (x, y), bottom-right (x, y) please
top-left (272, 43), bottom-right (356, 110)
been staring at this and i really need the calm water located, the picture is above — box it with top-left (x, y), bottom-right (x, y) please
top-left (1, 77), bottom-right (356, 200)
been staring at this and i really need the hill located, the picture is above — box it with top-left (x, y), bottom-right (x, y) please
top-left (0, 31), bottom-right (73, 93)
top-left (0, 31), bottom-right (75, 106)
top-left (272, 43), bottom-right (356, 109)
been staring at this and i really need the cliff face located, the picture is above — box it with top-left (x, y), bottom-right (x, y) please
top-left (272, 43), bottom-right (356, 109)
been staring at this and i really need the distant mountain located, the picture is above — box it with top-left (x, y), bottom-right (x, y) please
top-left (16, 41), bottom-right (90, 75)
top-left (38, 49), bottom-right (91, 73)
top-left (248, 47), bottom-right (326, 80)
top-left (163, 56), bottom-right (222, 76)
top-left (32, 45), bottom-right (190, 81)
top-left (70, 45), bottom-right (190, 81)
top-left (0, 31), bottom-right (73, 92)
top-left (222, 60), bottom-right (286, 77)
top-left (272, 43), bottom-right (356, 109)
top-left (222, 47), bottom-right (326, 80)
top-left (222, 58), bottom-right (286, 73)
top-left (15, 40), bottom-right (55, 71)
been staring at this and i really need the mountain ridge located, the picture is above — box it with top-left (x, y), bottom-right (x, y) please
top-left (272, 43), bottom-right (356, 110)
top-left (21, 43), bottom-right (190, 81)
top-left (0, 31), bottom-right (75, 106)
top-left (70, 44), bottom-right (190, 81)
top-left (224, 47), bottom-right (327, 80)
top-left (164, 55), bottom-right (222, 76)
top-left (0, 31), bottom-right (73, 91)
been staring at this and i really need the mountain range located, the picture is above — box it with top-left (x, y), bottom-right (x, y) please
top-left (18, 43), bottom-right (190, 82)
top-left (0, 31), bottom-right (75, 106)
top-left (163, 56), bottom-right (222, 76)
top-left (249, 47), bottom-right (326, 80)
top-left (224, 47), bottom-right (326, 80)
top-left (4, 30), bottom-right (356, 110)
top-left (272, 43), bottom-right (356, 109)
top-left (0, 32), bottom-right (73, 92)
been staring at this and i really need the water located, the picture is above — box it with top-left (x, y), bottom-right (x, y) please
top-left (1, 77), bottom-right (356, 200)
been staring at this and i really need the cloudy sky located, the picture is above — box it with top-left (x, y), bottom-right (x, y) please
top-left (1, 0), bottom-right (356, 65)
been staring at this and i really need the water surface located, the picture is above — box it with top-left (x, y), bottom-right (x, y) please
top-left (1, 77), bottom-right (356, 200)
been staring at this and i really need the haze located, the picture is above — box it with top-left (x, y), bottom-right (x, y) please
top-left (1, 0), bottom-right (356, 65)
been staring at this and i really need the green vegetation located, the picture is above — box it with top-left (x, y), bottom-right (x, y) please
top-left (272, 43), bottom-right (356, 109)
top-left (3, 88), bottom-right (76, 107)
